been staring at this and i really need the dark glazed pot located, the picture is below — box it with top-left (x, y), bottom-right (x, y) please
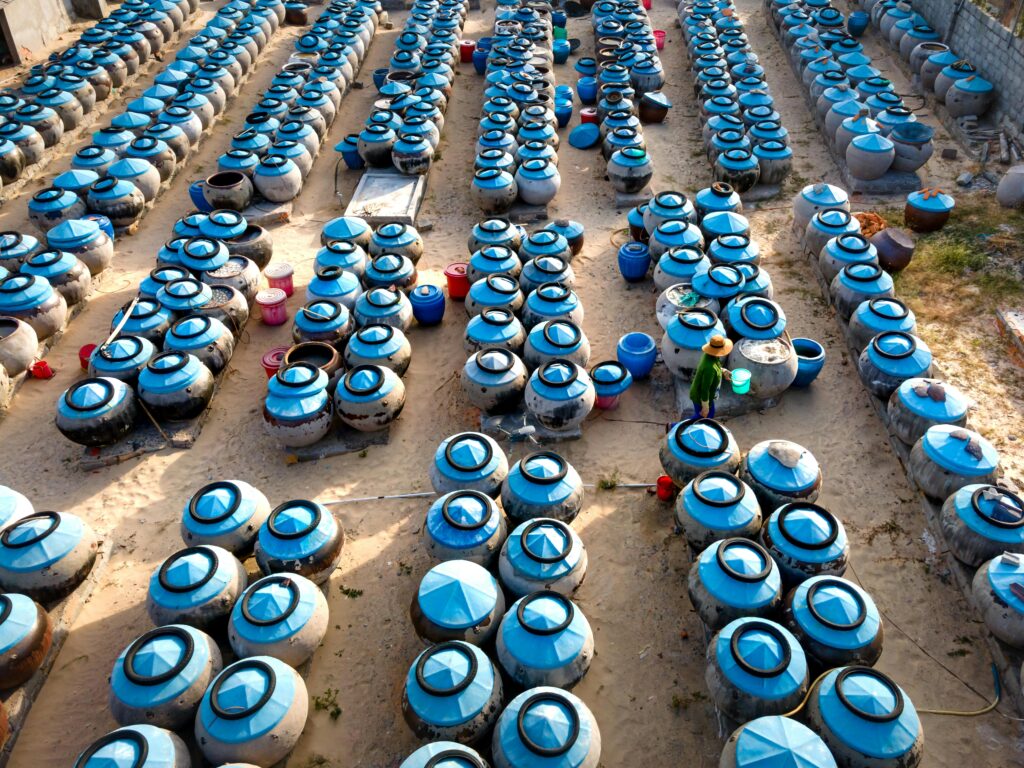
top-left (870, 227), bottom-right (916, 273)
top-left (203, 171), bottom-right (254, 212)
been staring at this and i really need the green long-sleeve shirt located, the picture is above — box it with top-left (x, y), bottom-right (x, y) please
top-left (689, 354), bottom-right (723, 404)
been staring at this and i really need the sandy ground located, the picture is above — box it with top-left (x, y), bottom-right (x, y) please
top-left (0, 1), bottom-right (1022, 766)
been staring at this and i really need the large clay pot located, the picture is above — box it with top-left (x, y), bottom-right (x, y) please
top-left (870, 227), bottom-right (916, 272)
top-left (204, 171), bottom-right (254, 212)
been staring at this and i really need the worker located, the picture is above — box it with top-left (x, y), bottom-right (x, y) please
top-left (689, 334), bottom-right (733, 419)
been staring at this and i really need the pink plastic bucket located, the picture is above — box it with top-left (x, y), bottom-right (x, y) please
top-left (256, 288), bottom-right (288, 325)
top-left (654, 30), bottom-right (666, 50)
top-left (265, 262), bottom-right (294, 297)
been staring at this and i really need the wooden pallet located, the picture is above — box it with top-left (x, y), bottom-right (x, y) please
top-left (0, 538), bottom-right (112, 768)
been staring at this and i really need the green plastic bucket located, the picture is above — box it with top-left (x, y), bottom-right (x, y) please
top-left (731, 368), bottom-right (751, 395)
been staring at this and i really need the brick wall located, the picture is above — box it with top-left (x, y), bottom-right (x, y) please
top-left (908, 0), bottom-right (1024, 129)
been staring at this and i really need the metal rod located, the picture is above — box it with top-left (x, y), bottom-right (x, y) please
top-left (318, 483), bottom-right (657, 506)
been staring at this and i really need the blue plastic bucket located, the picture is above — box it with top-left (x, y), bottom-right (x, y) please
top-left (188, 180), bottom-right (213, 212)
top-left (617, 332), bottom-right (657, 379)
top-left (372, 68), bottom-right (389, 90)
top-left (791, 337), bottom-right (826, 387)
top-left (617, 241), bottom-right (651, 282)
top-left (82, 213), bottom-right (114, 242)
top-left (410, 284), bottom-right (445, 325)
top-left (848, 11), bottom-right (869, 37)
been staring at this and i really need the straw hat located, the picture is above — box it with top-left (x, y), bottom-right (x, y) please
top-left (702, 335), bottom-right (733, 357)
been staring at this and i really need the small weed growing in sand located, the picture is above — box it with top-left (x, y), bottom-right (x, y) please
top-left (954, 635), bottom-right (973, 645)
top-left (358, 449), bottom-right (368, 458)
top-left (339, 585), bottom-right (363, 599)
top-left (671, 690), bottom-right (707, 712)
top-left (597, 471), bottom-right (620, 491)
top-left (670, 694), bottom-right (682, 713)
top-left (397, 560), bottom-right (413, 576)
top-left (947, 648), bottom-right (971, 658)
top-left (302, 755), bottom-right (332, 768)
top-left (313, 688), bottom-right (342, 720)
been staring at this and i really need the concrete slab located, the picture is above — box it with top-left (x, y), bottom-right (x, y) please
top-left (615, 186), bottom-right (655, 209)
top-left (672, 377), bottom-right (783, 420)
top-left (480, 408), bottom-right (582, 443)
top-left (286, 425), bottom-right (391, 462)
top-left (345, 169), bottom-right (426, 225)
top-left (244, 199), bottom-right (294, 227)
top-left (841, 165), bottom-right (922, 196)
top-left (505, 202), bottom-right (550, 224)
top-left (996, 308), bottom-right (1024, 366)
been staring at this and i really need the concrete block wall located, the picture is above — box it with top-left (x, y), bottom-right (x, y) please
top-left (0, 0), bottom-right (75, 64)
top-left (909, 0), bottom-right (1024, 129)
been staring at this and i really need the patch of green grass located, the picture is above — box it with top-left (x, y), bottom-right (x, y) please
top-left (312, 688), bottom-right (342, 720)
top-left (947, 648), bottom-right (970, 658)
top-left (339, 584), bottom-right (363, 599)
top-left (597, 470), bottom-right (620, 490)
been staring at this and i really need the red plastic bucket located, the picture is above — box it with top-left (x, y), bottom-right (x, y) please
top-left (642, 0), bottom-right (651, 7)
top-left (265, 263), bottom-right (294, 297)
top-left (79, 343), bottom-right (97, 370)
top-left (30, 360), bottom-right (55, 379)
top-left (262, 346), bottom-right (289, 378)
top-left (580, 107), bottom-right (599, 124)
top-left (460, 40), bottom-right (476, 63)
top-left (444, 262), bottom-right (470, 300)
top-left (595, 394), bottom-right (621, 410)
top-left (654, 30), bottom-right (666, 50)
top-left (656, 475), bottom-right (677, 502)
top-left (256, 288), bottom-right (288, 325)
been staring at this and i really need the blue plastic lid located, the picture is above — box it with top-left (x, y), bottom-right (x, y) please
top-left (507, 452), bottom-right (580, 508)
top-left (906, 188), bottom-right (954, 213)
top-left (715, 618), bottom-right (807, 699)
top-left (745, 440), bottom-right (820, 493)
top-left (427, 491), bottom-right (502, 550)
top-left (138, 351), bottom-right (203, 394)
top-left (698, 538), bottom-right (781, 610)
top-left (790, 576), bottom-right (881, 651)
top-left (90, 336), bottom-right (154, 373)
top-left (185, 480), bottom-right (265, 539)
top-left (197, 657), bottom-right (298, 742)
top-left (801, 183), bottom-right (848, 209)
top-left (418, 560), bottom-right (499, 629)
top-left (867, 331), bottom-right (931, 377)
top-left (590, 361), bottom-right (632, 397)
top-left (733, 716), bottom-right (837, 768)
top-left (683, 472), bottom-right (759, 530)
top-left (766, 504), bottom-right (848, 565)
top-left (895, 378), bottom-right (968, 422)
top-left (506, 518), bottom-right (582, 581)
top-left (435, 432), bottom-right (502, 482)
top-left (231, 573), bottom-right (320, 644)
top-left (921, 425), bottom-right (999, 476)
top-left (399, 743), bottom-right (487, 768)
top-left (149, 545), bottom-right (237, 611)
top-left (74, 725), bottom-right (182, 768)
top-left (0, 593), bottom-right (41, 654)
top-left (671, 418), bottom-right (733, 461)
top-left (851, 133), bottom-right (894, 154)
top-left (405, 641), bottom-right (496, 726)
top-left (258, 500), bottom-right (338, 561)
top-left (949, 484), bottom-right (1024, 544)
top-left (0, 511), bottom-right (85, 573)
top-left (817, 667), bottom-right (920, 758)
top-left (727, 297), bottom-right (786, 340)
top-left (568, 123), bottom-right (601, 149)
top-left (496, 688), bottom-right (594, 762)
top-left (501, 592), bottom-right (590, 671)
top-left (110, 624), bottom-right (213, 707)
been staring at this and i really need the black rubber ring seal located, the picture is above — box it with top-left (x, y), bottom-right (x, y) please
top-left (871, 331), bottom-right (915, 360)
top-left (845, 262), bottom-right (883, 283)
top-left (739, 298), bottom-right (779, 332)
top-left (123, 625), bottom-right (196, 686)
top-left (484, 274), bottom-right (519, 296)
top-left (343, 364), bottom-right (384, 396)
top-left (366, 288), bottom-right (400, 308)
top-left (868, 297), bottom-right (908, 320)
top-left (542, 321), bottom-right (581, 349)
top-left (520, 451), bottom-right (568, 484)
top-left (74, 728), bottom-right (148, 768)
top-left (356, 323), bottom-right (395, 345)
top-left (520, 519), bottom-right (572, 564)
top-left (64, 378), bottom-right (116, 413)
top-left (680, 307), bottom-right (718, 331)
top-left (806, 577), bottom-right (867, 631)
top-left (716, 538), bottom-right (773, 583)
top-left (164, 278), bottom-right (204, 301)
top-left (98, 336), bottom-right (145, 363)
top-left (729, 620), bottom-right (792, 678)
top-left (268, 500), bottom-right (322, 540)
top-left (172, 314), bottom-right (212, 341)
top-left (148, 351), bottom-right (189, 375)
top-left (415, 641), bottom-right (478, 697)
top-left (481, 308), bottom-right (513, 326)
top-left (536, 281), bottom-right (570, 302)
top-left (538, 359), bottom-right (579, 388)
top-left (777, 503), bottom-right (839, 551)
top-left (444, 433), bottom-right (493, 473)
top-left (0, 594), bottom-right (10, 626)
top-left (424, 750), bottom-right (486, 768)
top-left (209, 658), bottom-right (277, 720)
top-left (477, 348), bottom-right (515, 374)
top-left (517, 590), bottom-right (574, 636)
top-left (1, 511), bottom-right (60, 548)
top-left (276, 362), bottom-right (320, 389)
top-left (534, 256), bottom-right (566, 276)
top-left (157, 546), bottom-right (217, 593)
top-left (516, 691), bottom-right (580, 757)
top-left (971, 486), bottom-right (1024, 529)
top-left (441, 491), bottom-right (493, 532)
top-left (240, 575), bottom-right (301, 627)
top-left (835, 666), bottom-right (904, 723)
top-left (188, 480), bottom-right (242, 525)
top-left (692, 470), bottom-right (746, 508)
top-left (673, 418), bottom-right (729, 458)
